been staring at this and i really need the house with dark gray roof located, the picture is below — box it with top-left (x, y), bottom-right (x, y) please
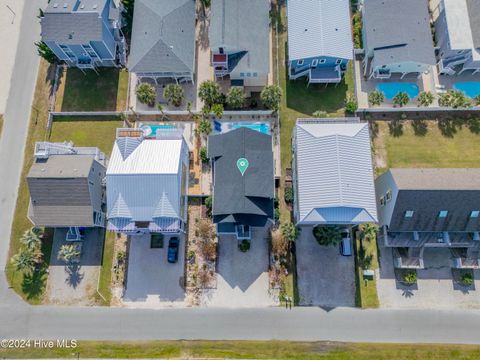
top-left (40, 0), bottom-right (126, 69)
top-left (208, 127), bottom-right (274, 240)
top-left (128, 0), bottom-right (196, 83)
top-left (435, 0), bottom-right (480, 76)
top-left (362, 0), bottom-right (436, 79)
top-left (27, 142), bottom-right (107, 240)
top-left (209, 0), bottom-right (270, 89)
top-left (376, 168), bottom-right (480, 270)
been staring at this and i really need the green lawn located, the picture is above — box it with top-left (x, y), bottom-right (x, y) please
top-left (354, 229), bottom-right (380, 308)
top-left (49, 119), bottom-right (123, 156)
top-left (1, 340), bottom-right (480, 359)
top-left (374, 120), bottom-right (480, 169)
top-left (6, 61), bottom-right (54, 303)
top-left (58, 68), bottom-right (129, 111)
top-left (0, 114), bottom-right (3, 137)
top-left (95, 230), bottom-right (115, 305)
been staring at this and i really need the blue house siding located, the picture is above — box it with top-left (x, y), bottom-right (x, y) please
top-left (45, 41), bottom-right (70, 61)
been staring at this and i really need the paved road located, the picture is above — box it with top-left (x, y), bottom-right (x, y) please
top-left (0, 0), bottom-right (45, 305)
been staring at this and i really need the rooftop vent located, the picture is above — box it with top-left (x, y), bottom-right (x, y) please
top-left (63, 3), bottom-right (68, 8)
top-left (93, 3), bottom-right (97, 9)
top-left (53, 3), bottom-right (58, 8)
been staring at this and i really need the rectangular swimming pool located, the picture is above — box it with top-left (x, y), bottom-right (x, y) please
top-left (214, 121), bottom-right (270, 135)
top-left (453, 82), bottom-right (480, 98)
top-left (376, 83), bottom-right (420, 100)
top-left (140, 124), bottom-right (176, 137)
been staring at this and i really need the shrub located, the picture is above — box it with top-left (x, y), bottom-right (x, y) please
top-left (438, 90), bottom-right (471, 108)
top-left (205, 196), bottom-right (213, 216)
top-left (461, 272), bottom-right (474, 286)
top-left (260, 85), bottom-right (282, 112)
top-left (474, 95), bottom-right (480, 106)
top-left (196, 219), bottom-right (216, 242)
top-left (238, 239), bottom-right (251, 252)
top-left (226, 87), bottom-right (246, 109)
top-left (11, 249), bottom-right (37, 274)
top-left (274, 208), bottom-right (280, 221)
top-left (199, 146), bottom-right (208, 163)
top-left (312, 225), bottom-right (342, 247)
top-left (393, 92), bottom-right (409, 107)
top-left (281, 222), bottom-right (299, 243)
top-left (352, 12), bottom-right (363, 48)
top-left (163, 83), bottom-right (184, 107)
top-left (35, 41), bottom-right (57, 64)
top-left (197, 118), bottom-right (212, 135)
top-left (198, 80), bottom-right (222, 107)
top-left (402, 271), bottom-right (417, 285)
top-left (136, 83), bottom-right (156, 106)
top-left (198, 240), bottom-right (216, 261)
top-left (211, 103), bottom-right (224, 119)
top-left (417, 91), bottom-right (434, 107)
top-left (312, 110), bottom-right (328, 118)
top-left (344, 94), bottom-right (358, 113)
top-left (271, 229), bottom-right (288, 259)
top-left (284, 187), bottom-right (294, 204)
top-left (368, 90), bottom-right (384, 106)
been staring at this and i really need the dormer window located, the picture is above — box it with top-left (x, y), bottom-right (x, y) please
top-left (379, 196), bottom-right (385, 206)
top-left (297, 59), bottom-right (304, 66)
top-left (438, 210), bottom-right (448, 218)
top-left (405, 210), bottom-right (414, 218)
top-left (385, 190), bottom-right (392, 202)
top-left (470, 211), bottom-right (480, 218)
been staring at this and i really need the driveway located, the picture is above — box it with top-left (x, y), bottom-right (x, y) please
top-left (377, 244), bottom-right (480, 309)
top-left (202, 226), bottom-right (277, 307)
top-left (46, 228), bottom-right (103, 305)
top-left (296, 227), bottom-right (355, 307)
top-left (123, 234), bottom-right (186, 308)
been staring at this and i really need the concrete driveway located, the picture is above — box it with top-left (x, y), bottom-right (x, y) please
top-left (123, 234), bottom-right (186, 308)
top-left (46, 228), bottom-right (103, 305)
top-left (296, 227), bottom-right (355, 307)
top-left (377, 245), bottom-right (480, 309)
top-left (202, 226), bottom-right (277, 307)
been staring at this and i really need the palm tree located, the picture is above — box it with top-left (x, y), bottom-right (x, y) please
top-left (11, 250), bottom-right (36, 274)
top-left (57, 244), bottom-right (81, 263)
top-left (312, 225), bottom-right (342, 247)
top-left (361, 224), bottom-right (378, 242)
top-left (20, 228), bottom-right (42, 251)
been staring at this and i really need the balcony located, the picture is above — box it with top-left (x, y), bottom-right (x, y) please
top-left (308, 66), bottom-right (342, 84)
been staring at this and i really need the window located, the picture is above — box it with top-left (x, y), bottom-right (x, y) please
top-left (379, 196), bottom-right (385, 206)
top-left (297, 59), bottom-right (304, 66)
top-left (405, 210), bottom-right (414, 218)
top-left (246, 72), bottom-right (251, 77)
top-left (385, 190), bottom-right (392, 202)
top-left (438, 210), bottom-right (448, 218)
top-left (471, 211), bottom-right (480, 218)
top-left (312, 59), bottom-right (318, 68)
top-left (135, 221), bottom-right (150, 228)
top-left (336, 59), bottom-right (342, 64)
top-left (150, 233), bottom-right (164, 248)
top-left (240, 72), bottom-right (245, 77)
top-left (319, 59), bottom-right (326, 64)
top-left (253, 72), bottom-right (258, 77)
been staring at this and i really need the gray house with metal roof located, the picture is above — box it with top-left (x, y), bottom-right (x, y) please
top-left (27, 142), bottom-right (107, 240)
top-left (209, 0), bottom-right (270, 88)
top-left (40, 0), bottom-right (126, 69)
top-left (362, 0), bottom-right (436, 79)
top-left (128, 0), bottom-right (196, 83)
top-left (208, 127), bottom-right (274, 240)
top-left (435, 0), bottom-right (480, 76)
top-left (376, 168), bottom-right (480, 270)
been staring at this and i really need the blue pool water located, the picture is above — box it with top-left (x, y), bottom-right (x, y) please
top-left (141, 124), bottom-right (176, 137)
top-left (230, 122), bottom-right (270, 135)
top-left (376, 83), bottom-right (420, 100)
top-left (453, 82), bottom-right (480, 98)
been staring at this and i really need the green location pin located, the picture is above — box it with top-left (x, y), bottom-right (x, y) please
top-left (237, 158), bottom-right (249, 176)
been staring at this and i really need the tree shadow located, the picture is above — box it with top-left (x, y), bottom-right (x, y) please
top-left (21, 267), bottom-right (48, 301)
top-left (467, 118), bottom-right (480, 134)
top-left (438, 118), bottom-right (459, 138)
top-left (369, 120), bottom-right (379, 139)
top-left (388, 120), bottom-right (403, 137)
top-left (64, 264), bottom-right (85, 289)
top-left (412, 119), bottom-right (428, 136)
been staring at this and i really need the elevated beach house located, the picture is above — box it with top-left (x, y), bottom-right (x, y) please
top-left (208, 127), bottom-right (274, 240)
top-left (106, 128), bottom-right (189, 235)
top-left (27, 142), bottom-right (107, 241)
top-left (40, 0), bottom-right (126, 69)
top-left (292, 119), bottom-right (377, 227)
top-left (362, 0), bottom-right (436, 79)
top-left (209, 0), bottom-right (270, 90)
top-left (435, 0), bottom-right (480, 75)
top-left (128, 0), bottom-right (196, 83)
top-left (287, 0), bottom-right (353, 84)
top-left (376, 169), bottom-right (480, 269)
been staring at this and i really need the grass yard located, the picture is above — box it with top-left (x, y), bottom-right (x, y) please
top-left (0, 114), bottom-right (3, 137)
top-left (56, 68), bottom-right (128, 112)
top-left (95, 230), bottom-right (116, 305)
top-left (373, 120), bottom-right (480, 171)
top-left (1, 340), bottom-right (480, 359)
top-left (354, 229), bottom-right (380, 308)
top-left (6, 60), bottom-right (54, 303)
top-left (48, 118), bottom-right (123, 156)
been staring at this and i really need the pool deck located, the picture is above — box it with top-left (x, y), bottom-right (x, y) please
top-left (438, 72), bottom-right (480, 95)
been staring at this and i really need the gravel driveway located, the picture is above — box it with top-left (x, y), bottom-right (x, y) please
top-left (296, 227), bottom-right (356, 307)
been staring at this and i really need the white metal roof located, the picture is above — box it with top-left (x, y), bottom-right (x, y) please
top-left (287, 0), bottom-right (353, 61)
top-left (294, 119), bottom-right (377, 225)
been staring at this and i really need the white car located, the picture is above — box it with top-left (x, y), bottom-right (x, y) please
top-left (339, 228), bottom-right (352, 256)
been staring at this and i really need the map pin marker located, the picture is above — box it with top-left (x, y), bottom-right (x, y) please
top-left (237, 158), bottom-right (249, 176)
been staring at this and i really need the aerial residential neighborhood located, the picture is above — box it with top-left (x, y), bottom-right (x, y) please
top-left (1, 0), bottom-right (480, 358)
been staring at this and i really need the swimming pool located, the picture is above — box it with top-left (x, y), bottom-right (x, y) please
top-left (376, 83), bottom-right (420, 100)
top-left (230, 122), bottom-right (270, 135)
top-left (453, 82), bottom-right (480, 98)
top-left (141, 124), bottom-right (176, 137)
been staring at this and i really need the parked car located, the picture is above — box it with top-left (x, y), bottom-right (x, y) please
top-left (339, 229), bottom-right (352, 256)
top-left (167, 237), bottom-right (180, 263)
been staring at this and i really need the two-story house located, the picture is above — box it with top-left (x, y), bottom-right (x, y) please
top-left (362, 0), bottom-right (436, 79)
top-left (376, 168), bottom-right (480, 270)
top-left (209, 0), bottom-right (270, 91)
top-left (287, 0), bottom-right (353, 84)
top-left (40, 0), bottom-right (126, 69)
top-left (106, 128), bottom-right (189, 235)
top-left (27, 141), bottom-right (107, 241)
top-left (435, 0), bottom-right (480, 76)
